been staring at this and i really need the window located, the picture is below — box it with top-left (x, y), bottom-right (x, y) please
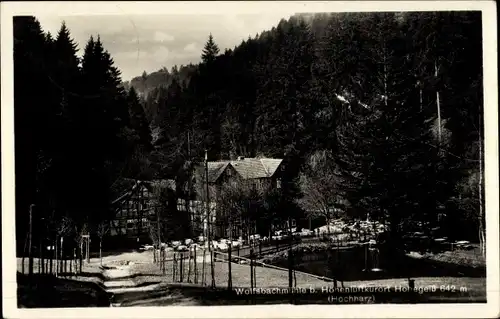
top-left (276, 178), bottom-right (281, 189)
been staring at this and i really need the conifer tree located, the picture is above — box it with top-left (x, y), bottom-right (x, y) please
top-left (128, 86), bottom-right (152, 152)
top-left (201, 33), bottom-right (220, 64)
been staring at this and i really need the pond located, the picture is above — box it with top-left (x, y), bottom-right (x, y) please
top-left (268, 244), bottom-right (485, 282)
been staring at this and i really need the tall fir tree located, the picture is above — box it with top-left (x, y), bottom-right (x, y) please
top-left (201, 33), bottom-right (220, 64)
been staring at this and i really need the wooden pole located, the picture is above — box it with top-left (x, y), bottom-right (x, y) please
top-left (172, 253), bottom-right (177, 282)
top-left (205, 150), bottom-right (215, 288)
top-left (288, 248), bottom-right (293, 289)
top-left (157, 210), bottom-right (161, 264)
top-left (39, 238), bottom-right (42, 274)
top-left (60, 237), bottom-right (64, 274)
top-left (87, 236), bottom-right (90, 263)
top-left (187, 250), bottom-right (192, 282)
top-left (202, 249), bottom-right (206, 285)
top-left (61, 237), bottom-right (68, 274)
top-left (49, 244), bottom-right (53, 275)
top-left (180, 253), bottom-right (184, 282)
top-left (194, 247), bottom-right (198, 284)
top-left (55, 236), bottom-right (58, 277)
top-left (162, 249), bottom-right (166, 275)
top-left (22, 231), bottom-right (28, 274)
top-left (250, 248), bottom-right (254, 290)
top-left (228, 243), bottom-right (232, 290)
top-left (28, 204), bottom-right (34, 277)
top-left (254, 254), bottom-right (257, 288)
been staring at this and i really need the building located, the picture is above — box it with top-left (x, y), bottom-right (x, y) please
top-left (180, 156), bottom-right (285, 239)
top-left (109, 157), bottom-right (285, 244)
top-left (109, 179), bottom-right (177, 243)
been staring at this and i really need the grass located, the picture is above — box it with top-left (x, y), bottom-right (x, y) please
top-left (420, 248), bottom-right (486, 268)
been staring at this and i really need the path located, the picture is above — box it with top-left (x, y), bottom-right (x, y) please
top-left (102, 264), bottom-right (163, 306)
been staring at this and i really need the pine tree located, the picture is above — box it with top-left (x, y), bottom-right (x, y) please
top-left (69, 35), bottom-right (132, 226)
top-left (201, 33), bottom-right (220, 64)
top-left (14, 16), bottom-right (52, 255)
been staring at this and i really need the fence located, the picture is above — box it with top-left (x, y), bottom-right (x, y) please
top-left (18, 244), bottom-right (86, 278)
top-left (158, 242), bottom-right (338, 292)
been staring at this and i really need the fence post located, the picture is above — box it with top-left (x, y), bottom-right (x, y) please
top-left (180, 253), bottom-right (184, 282)
top-left (55, 236), bottom-right (59, 277)
top-left (228, 244), bottom-right (232, 291)
top-left (254, 257), bottom-right (257, 289)
top-left (288, 247), bottom-right (293, 288)
top-left (259, 241), bottom-right (262, 257)
top-left (194, 247), bottom-right (198, 284)
top-left (162, 248), bottom-right (166, 275)
top-left (202, 249), bottom-right (207, 286)
top-left (159, 248), bottom-right (162, 272)
top-left (250, 249), bottom-right (254, 290)
top-left (288, 247), bottom-right (294, 304)
top-left (39, 241), bottom-right (43, 274)
top-left (28, 205), bottom-right (33, 277)
top-left (187, 250), bottom-right (192, 283)
top-left (50, 246), bottom-right (53, 275)
top-left (173, 253), bottom-right (177, 282)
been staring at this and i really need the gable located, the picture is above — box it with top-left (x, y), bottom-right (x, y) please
top-left (230, 158), bottom-right (283, 179)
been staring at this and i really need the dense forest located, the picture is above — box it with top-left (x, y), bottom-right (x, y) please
top-left (14, 12), bottom-right (484, 256)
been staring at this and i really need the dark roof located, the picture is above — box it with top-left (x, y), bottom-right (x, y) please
top-left (146, 179), bottom-right (176, 192)
top-left (198, 157), bottom-right (283, 183)
top-left (112, 179), bottom-right (176, 205)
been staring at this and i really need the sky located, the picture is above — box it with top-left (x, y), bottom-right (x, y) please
top-left (37, 14), bottom-right (292, 82)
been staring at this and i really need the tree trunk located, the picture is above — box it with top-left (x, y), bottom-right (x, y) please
top-left (61, 237), bottom-right (66, 275)
top-left (99, 239), bottom-right (103, 266)
top-left (435, 61), bottom-right (442, 144)
top-left (49, 240), bottom-right (53, 275)
top-left (55, 236), bottom-right (58, 277)
top-left (60, 237), bottom-right (64, 274)
top-left (79, 245), bottom-right (83, 273)
top-left (22, 231), bottom-right (28, 274)
top-left (39, 238), bottom-right (43, 274)
top-left (28, 205), bottom-right (33, 277)
top-left (288, 217), bottom-right (294, 291)
top-left (157, 209), bottom-right (161, 262)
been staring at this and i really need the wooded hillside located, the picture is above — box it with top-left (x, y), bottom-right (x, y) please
top-left (14, 12), bottom-right (485, 254)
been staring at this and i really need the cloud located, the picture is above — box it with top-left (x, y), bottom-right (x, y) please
top-left (153, 31), bottom-right (175, 43)
top-left (183, 42), bottom-right (199, 53)
top-left (151, 46), bottom-right (171, 62)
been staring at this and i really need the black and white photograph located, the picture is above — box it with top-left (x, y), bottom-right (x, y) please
top-left (2, 1), bottom-right (498, 318)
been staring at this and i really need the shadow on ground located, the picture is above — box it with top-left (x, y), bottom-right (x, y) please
top-left (17, 273), bottom-right (111, 308)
